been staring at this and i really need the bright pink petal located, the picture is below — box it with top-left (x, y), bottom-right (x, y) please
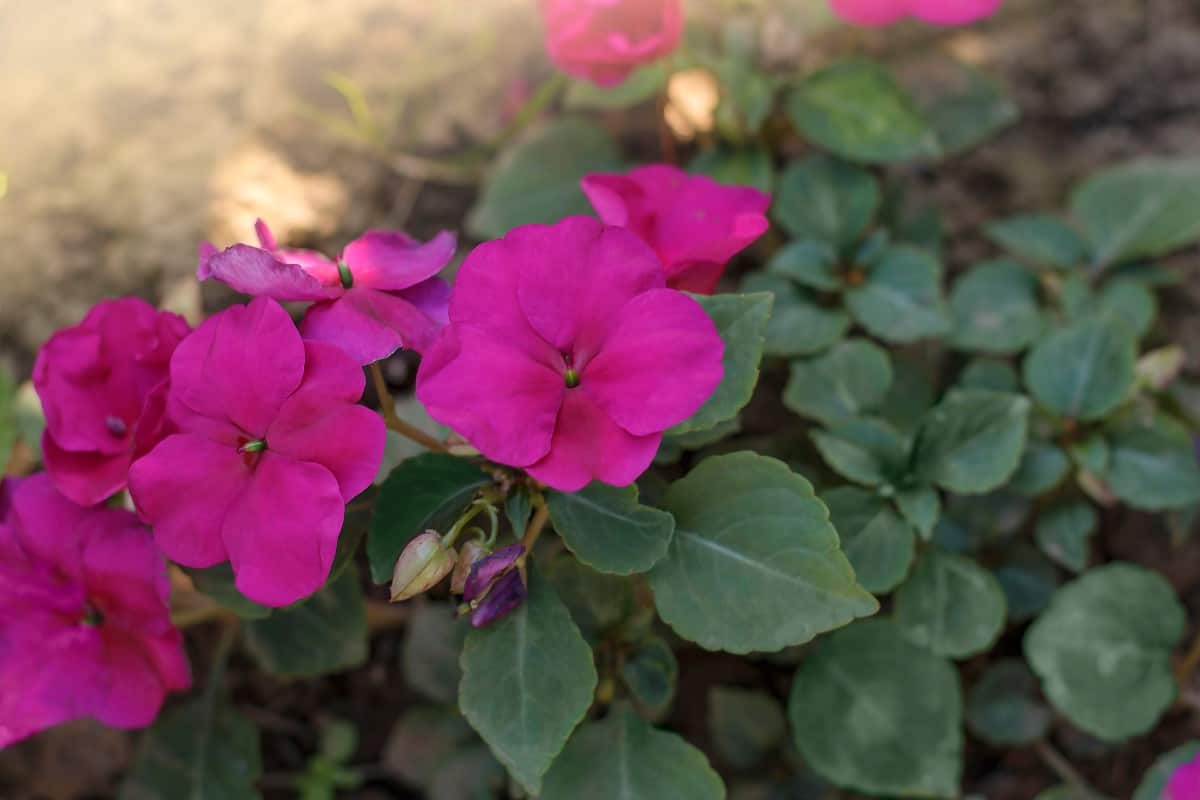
top-left (254, 218), bottom-right (278, 251)
top-left (584, 289), bottom-right (724, 435)
top-left (910, 0), bottom-right (1002, 24)
top-left (221, 454), bottom-right (344, 607)
top-left (169, 297), bottom-right (306, 437)
top-left (198, 244), bottom-right (341, 302)
top-left (300, 286), bottom-right (447, 364)
top-left (830, 0), bottom-right (909, 25)
top-left (82, 515), bottom-right (171, 633)
top-left (41, 434), bottom-right (131, 507)
top-left (1168, 754), bottom-right (1200, 800)
top-left (90, 629), bottom-right (173, 728)
top-left (0, 624), bottom-right (104, 747)
top-left (526, 389), bottom-right (661, 491)
top-left (129, 435), bottom-right (248, 568)
top-left (8, 474), bottom-right (89, 582)
top-left (417, 326), bottom-right (563, 467)
top-left (540, 0), bottom-right (682, 86)
top-left (341, 229), bottom-right (456, 291)
top-left (400, 276), bottom-right (451, 329)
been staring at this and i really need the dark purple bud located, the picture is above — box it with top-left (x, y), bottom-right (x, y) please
top-left (463, 544), bottom-right (525, 603)
top-left (470, 569), bottom-right (528, 628)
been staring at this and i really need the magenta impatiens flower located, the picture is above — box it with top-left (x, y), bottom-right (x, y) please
top-left (830, 0), bottom-right (1002, 26)
top-left (128, 297), bottom-right (385, 606)
top-left (1168, 752), bottom-right (1200, 800)
top-left (417, 216), bottom-right (724, 492)
top-left (539, 0), bottom-right (683, 87)
top-left (34, 298), bottom-right (190, 507)
top-left (197, 219), bottom-right (455, 365)
top-left (0, 474), bottom-right (190, 747)
top-left (581, 165), bottom-right (771, 294)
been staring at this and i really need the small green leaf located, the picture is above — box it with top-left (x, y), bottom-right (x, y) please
top-left (875, 359), bottom-right (936, 435)
top-left (1134, 741), bottom-right (1200, 800)
top-left (648, 452), bottom-right (878, 654)
top-left (564, 62), bottom-right (668, 110)
top-left (545, 556), bottom-right (632, 642)
top-left (670, 292), bottom-right (772, 435)
top-left (741, 274), bottom-right (850, 358)
top-left (812, 417), bottom-right (909, 488)
top-left (959, 358), bottom-right (1021, 393)
top-left (1008, 441), bottom-right (1071, 496)
top-left (788, 619), bottom-right (962, 798)
top-left (948, 260), bottom-right (1043, 354)
top-left (1034, 501), bottom-right (1097, 573)
top-left (913, 389), bottom-right (1031, 494)
top-left (1024, 319), bottom-right (1136, 423)
top-left (541, 708), bottom-right (724, 800)
top-left (986, 214), bottom-right (1086, 269)
top-left (690, 145), bottom-right (774, 193)
top-left (709, 687), bottom-right (787, 769)
top-left (894, 550), bottom-right (1007, 659)
top-left (824, 486), bottom-right (916, 593)
top-left (845, 245), bottom-right (951, 343)
top-left (1025, 563), bottom-right (1185, 742)
top-left (993, 546), bottom-right (1059, 623)
top-left (894, 485), bottom-right (940, 540)
top-left (505, 489), bottom-right (533, 535)
top-left (546, 483), bottom-right (674, 575)
top-left (1070, 157), bottom-right (1200, 267)
top-left (244, 569), bottom-right (367, 678)
top-left (620, 636), bottom-right (678, 719)
top-left (1095, 278), bottom-right (1157, 340)
top-left (766, 240), bottom-right (841, 291)
top-left (367, 453), bottom-right (490, 583)
top-left (467, 118), bottom-right (622, 239)
top-left (460, 567), bottom-right (597, 795)
top-left (787, 59), bottom-right (939, 164)
top-left (783, 338), bottom-right (893, 425)
top-left (965, 660), bottom-right (1051, 747)
top-left (189, 564), bottom-right (272, 619)
top-left (1107, 412), bottom-right (1200, 510)
top-left (402, 602), bottom-right (465, 704)
top-left (772, 155), bottom-right (880, 248)
top-left (923, 66), bottom-right (1018, 155)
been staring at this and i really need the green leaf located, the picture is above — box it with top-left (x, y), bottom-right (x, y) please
top-left (459, 567), bottom-right (597, 795)
top-left (0, 369), bottom-right (15, 471)
top-left (189, 564), bottom-right (272, 619)
top-left (772, 155), bottom-right (880, 248)
top-left (912, 389), bottom-right (1031, 494)
top-left (367, 453), bottom-right (490, 583)
top-left (467, 118), bottom-right (622, 239)
top-left (812, 418), bottom-right (909, 488)
top-left (875, 359), bottom-right (936, 435)
top-left (690, 145), bottom-right (774, 193)
top-left (545, 555), bottom-right (632, 642)
top-left (1095, 278), bottom-right (1157, 340)
top-left (845, 245), bottom-right (951, 343)
top-left (993, 546), bottom-right (1059, 623)
top-left (382, 707), bottom-right (476, 790)
top-left (1008, 441), bottom-right (1071, 496)
top-left (546, 483), bottom-right (674, 575)
top-left (1134, 741), bottom-right (1200, 800)
top-left (402, 602), bottom-right (465, 704)
top-left (788, 619), bottom-right (962, 798)
top-left (741, 274), bottom-right (849, 358)
top-left (1034, 501), bottom-right (1097, 573)
top-left (783, 338), bottom-right (892, 425)
top-left (894, 550), bottom-right (1007, 659)
top-left (620, 636), bottom-right (678, 720)
top-left (1024, 562), bottom-right (1185, 742)
top-left (959, 358), bottom-right (1020, 394)
top-left (1107, 412), bottom-right (1200, 510)
top-left (948, 260), bottom-right (1042, 354)
top-left (923, 66), bottom-right (1018, 155)
top-left (895, 485), bottom-right (940, 540)
top-left (670, 292), bottom-right (772, 435)
top-left (564, 62), bottom-right (669, 110)
top-left (965, 660), bottom-right (1051, 747)
top-left (766, 240), bottom-right (841, 291)
top-left (648, 452), bottom-right (878, 653)
top-left (787, 59), bottom-right (939, 164)
top-left (709, 687), bottom-right (787, 770)
top-left (823, 486), bottom-right (916, 593)
top-left (986, 214), bottom-right (1086, 269)
top-left (244, 569), bottom-right (367, 678)
top-left (1070, 157), bottom-right (1200, 266)
top-left (541, 708), bottom-right (724, 800)
top-left (1024, 319), bottom-right (1135, 422)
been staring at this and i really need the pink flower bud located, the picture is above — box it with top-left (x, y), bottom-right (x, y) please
top-left (390, 530), bottom-right (457, 602)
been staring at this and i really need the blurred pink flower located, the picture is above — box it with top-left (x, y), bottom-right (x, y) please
top-left (1168, 752), bottom-right (1200, 800)
top-left (417, 216), bottom-right (723, 491)
top-left (197, 219), bottom-right (455, 365)
top-left (0, 474), bottom-right (190, 747)
top-left (129, 297), bottom-right (385, 607)
top-left (830, 0), bottom-right (1002, 26)
top-left (582, 165), bottom-right (771, 294)
top-left (539, 0), bottom-right (683, 87)
top-left (34, 298), bottom-right (190, 507)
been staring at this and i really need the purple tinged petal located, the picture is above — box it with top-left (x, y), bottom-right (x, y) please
top-left (469, 570), bottom-right (528, 628)
top-left (198, 244), bottom-right (341, 302)
top-left (254, 218), bottom-right (278, 251)
top-left (462, 544), bottom-right (525, 603)
top-left (341, 229), bottom-right (456, 291)
top-left (300, 287), bottom-right (446, 365)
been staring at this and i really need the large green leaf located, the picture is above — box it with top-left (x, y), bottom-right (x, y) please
top-left (786, 59), bottom-right (939, 164)
top-left (1034, 501), bottom-right (1097, 573)
top-left (1134, 741), bottom-right (1200, 800)
top-left (546, 483), bottom-right (674, 575)
top-left (923, 65), bottom-right (1018, 155)
top-left (986, 214), bottom-right (1087, 269)
top-left (1070, 158), bottom-right (1200, 266)
top-left (845, 245), bottom-right (951, 342)
top-left (783, 338), bottom-right (893, 425)
top-left (1023, 319), bottom-right (1135, 422)
top-left (912, 389), bottom-right (1030, 494)
top-left (742, 274), bottom-right (850, 358)
top-left (243, 569), bottom-right (367, 678)
top-left (948, 260), bottom-right (1042, 354)
top-left (965, 660), bottom-right (1051, 747)
top-left (709, 687), bottom-right (787, 770)
top-left (648, 452), bottom-right (878, 653)
top-left (959, 358), bottom-right (1021, 393)
top-left (823, 486), bottom-right (916, 593)
top-left (670, 292), bottom-right (772, 435)
top-left (894, 550), bottom-right (1007, 659)
top-left (459, 568), bottom-right (597, 795)
top-left (367, 453), bottom-right (490, 583)
top-left (788, 619), bottom-right (962, 798)
top-left (467, 118), bottom-right (622, 239)
top-left (1107, 412), bottom-right (1200, 510)
top-left (772, 155), bottom-right (880, 249)
top-left (541, 708), bottom-right (724, 800)
top-left (546, 555), bottom-right (632, 642)
top-left (1024, 563), bottom-right (1185, 742)
top-left (1008, 440), bottom-right (1071, 496)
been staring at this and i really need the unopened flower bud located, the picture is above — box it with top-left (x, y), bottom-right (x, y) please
top-left (451, 540), bottom-right (489, 595)
top-left (463, 544), bottom-right (524, 603)
top-left (460, 544), bottom-right (527, 628)
top-left (470, 570), bottom-right (528, 628)
top-left (391, 530), bottom-right (457, 602)
top-left (1136, 345), bottom-right (1185, 391)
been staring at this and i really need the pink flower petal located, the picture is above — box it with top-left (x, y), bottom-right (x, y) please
top-left (829, 0), bottom-right (909, 25)
top-left (540, 0), bottom-right (682, 87)
top-left (341, 229), bottom-right (456, 291)
top-left (1168, 754), bottom-right (1200, 800)
top-left (400, 275), bottom-right (452, 328)
top-left (254, 218), bottom-right (279, 251)
top-left (222, 453), bottom-right (344, 607)
top-left (300, 285), bottom-right (447, 364)
top-left (418, 325), bottom-right (564, 468)
top-left (40, 434), bottom-right (131, 507)
top-left (82, 515), bottom-right (173, 633)
top-left (583, 289), bottom-right (724, 435)
top-left (0, 624), bottom-right (103, 747)
top-left (90, 629), bottom-right (176, 728)
top-left (198, 244), bottom-right (341, 302)
top-left (8, 474), bottom-right (89, 583)
top-left (910, 0), bottom-right (1002, 24)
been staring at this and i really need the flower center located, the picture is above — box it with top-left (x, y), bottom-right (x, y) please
top-left (239, 438), bottom-right (267, 454)
top-left (564, 368), bottom-right (580, 389)
top-left (80, 602), bottom-right (104, 627)
top-left (105, 415), bottom-right (128, 437)
top-left (336, 260), bottom-right (354, 289)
